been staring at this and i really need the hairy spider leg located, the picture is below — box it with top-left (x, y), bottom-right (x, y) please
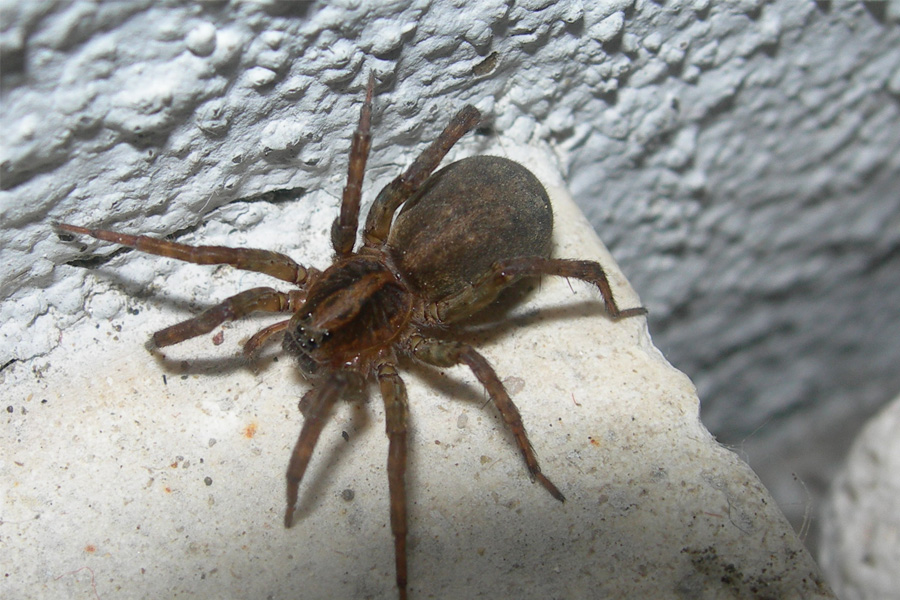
top-left (55, 223), bottom-right (308, 284)
top-left (152, 287), bottom-right (306, 348)
top-left (284, 370), bottom-right (360, 528)
top-left (362, 105), bottom-right (482, 246)
top-left (432, 256), bottom-right (649, 324)
top-left (376, 360), bottom-right (410, 600)
top-left (331, 73), bottom-right (375, 258)
top-left (408, 335), bottom-right (565, 503)
top-left (242, 319), bottom-right (293, 356)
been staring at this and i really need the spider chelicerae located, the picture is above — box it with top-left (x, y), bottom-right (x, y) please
top-left (58, 73), bottom-right (646, 599)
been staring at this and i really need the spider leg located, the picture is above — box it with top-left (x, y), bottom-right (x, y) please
top-left (430, 256), bottom-right (648, 324)
top-left (284, 370), bottom-right (358, 528)
top-left (152, 287), bottom-right (304, 348)
top-left (376, 360), bottom-right (410, 600)
top-left (331, 72), bottom-right (375, 258)
top-left (408, 335), bottom-right (565, 503)
top-left (242, 318), bottom-right (292, 356)
top-left (56, 223), bottom-right (309, 284)
top-left (362, 105), bottom-right (482, 247)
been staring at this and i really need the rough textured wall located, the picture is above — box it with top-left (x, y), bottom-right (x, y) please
top-left (2, 0), bottom-right (899, 556)
top-left (820, 393), bottom-right (900, 599)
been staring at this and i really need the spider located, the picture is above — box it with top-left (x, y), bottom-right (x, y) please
top-left (57, 73), bottom-right (647, 599)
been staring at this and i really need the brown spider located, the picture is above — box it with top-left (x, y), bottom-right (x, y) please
top-left (57, 74), bottom-right (646, 599)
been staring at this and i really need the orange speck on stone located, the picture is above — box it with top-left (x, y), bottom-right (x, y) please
top-left (84, 544), bottom-right (96, 553)
top-left (243, 422), bottom-right (258, 439)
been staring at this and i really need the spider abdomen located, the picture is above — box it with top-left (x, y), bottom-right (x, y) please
top-left (386, 155), bottom-right (553, 303)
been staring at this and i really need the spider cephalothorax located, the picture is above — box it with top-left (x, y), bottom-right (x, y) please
top-left (58, 74), bottom-right (646, 600)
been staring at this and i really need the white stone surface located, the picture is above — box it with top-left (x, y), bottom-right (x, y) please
top-left (819, 393), bottom-right (900, 600)
top-left (2, 0), bottom-right (900, 563)
top-left (1, 141), bottom-right (832, 599)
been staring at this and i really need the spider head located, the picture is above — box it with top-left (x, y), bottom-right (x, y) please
top-left (282, 312), bottom-right (329, 376)
top-left (282, 254), bottom-right (414, 376)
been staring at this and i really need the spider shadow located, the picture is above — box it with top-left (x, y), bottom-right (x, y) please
top-left (398, 283), bottom-right (615, 508)
top-left (78, 270), bottom-right (289, 377)
top-left (428, 278), bottom-right (614, 351)
top-left (284, 369), bottom-right (380, 523)
top-left (149, 329), bottom-right (376, 524)
top-left (146, 325), bottom-right (290, 379)
top-left (406, 294), bottom-right (611, 415)
top-left (281, 286), bottom-right (617, 526)
top-left (100, 269), bottom-right (616, 524)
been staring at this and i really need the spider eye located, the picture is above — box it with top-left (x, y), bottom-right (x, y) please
top-left (299, 329), bottom-right (330, 351)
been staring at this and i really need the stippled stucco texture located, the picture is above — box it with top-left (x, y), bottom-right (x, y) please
top-left (820, 392), bottom-right (900, 600)
top-left (1, 0), bottom-right (898, 593)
